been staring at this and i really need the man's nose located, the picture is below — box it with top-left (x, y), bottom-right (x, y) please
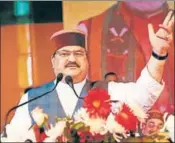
top-left (151, 127), bottom-right (158, 132)
top-left (68, 53), bottom-right (76, 62)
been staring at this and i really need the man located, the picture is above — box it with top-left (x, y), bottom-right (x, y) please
top-left (104, 72), bottom-right (118, 82)
top-left (141, 110), bottom-right (165, 137)
top-left (77, 0), bottom-right (174, 112)
top-left (140, 110), bottom-right (174, 142)
top-left (122, 110), bottom-right (172, 142)
top-left (1, 11), bottom-right (174, 141)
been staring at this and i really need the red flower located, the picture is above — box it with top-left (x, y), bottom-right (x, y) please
top-left (78, 132), bottom-right (104, 142)
top-left (83, 88), bottom-right (111, 119)
top-left (114, 104), bottom-right (139, 131)
top-left (33, 124), bottom-right (48, 142)
top-left (92, 133), bottom-right (105, 142)
top-left (78, 131), bottom-right (93, 142)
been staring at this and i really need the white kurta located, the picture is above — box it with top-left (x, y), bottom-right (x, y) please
top-left (56, 78), bottom-right (86, 116)
top-left (1, 67), bottom-right (165, 142)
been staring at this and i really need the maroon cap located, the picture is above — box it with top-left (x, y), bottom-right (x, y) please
top-left (50, 30), bottom-right (86, 50)
top-left (147, 110), bottom-right (164, 123)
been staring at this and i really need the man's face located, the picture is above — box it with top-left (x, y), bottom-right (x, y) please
top-left (124, 0), bottom-right (166, 14)
top-left (51, 46), bottom-right (89, 82)
top-left (105, 75), bottom-right (118, 82)
top-left (142, 118), bottom-right (164, 137)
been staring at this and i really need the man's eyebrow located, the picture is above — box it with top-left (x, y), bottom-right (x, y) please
top-left (59, 50), bottom-right (85, 52)
top-left (58, 50), bottom-right (71, 52)
top-left (74, 50), bottom-right (85, 52)
top-left (148, 121), bottom-right (154, 124)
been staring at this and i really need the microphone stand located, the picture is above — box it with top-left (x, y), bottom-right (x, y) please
top-left (70, 83), bottom-right (84, 100)
top-left (65, 76), bottom-right (84, 99)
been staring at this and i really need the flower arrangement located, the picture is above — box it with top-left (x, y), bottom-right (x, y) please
top-left (32, 88), bottom-right (147, 142)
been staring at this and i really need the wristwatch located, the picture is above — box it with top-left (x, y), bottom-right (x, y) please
top-left (152, 51), bottom-right (168, 60)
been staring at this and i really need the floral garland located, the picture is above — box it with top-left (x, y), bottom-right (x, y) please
top-left (31, 88), bottom-right (147, 142)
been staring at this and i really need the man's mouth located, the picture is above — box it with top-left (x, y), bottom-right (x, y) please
top-left (66, 65), bottom-right (78, 67)
top-left (147, 131), bottom-right (158, 136)
top-left (65, 64), bottom-right (80, 68)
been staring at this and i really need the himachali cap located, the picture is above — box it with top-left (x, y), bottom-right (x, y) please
top-left (50, 29), bottom-right (86, 50)
top-left (147, 110), bottom-right (164, 123)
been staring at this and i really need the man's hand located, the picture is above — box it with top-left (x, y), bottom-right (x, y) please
top-left (146, 10), bottom-right (174, 83)
top-left (113, 132), bottom-right (127, 142)
top-left (148, 10), bottom-right (174, 56)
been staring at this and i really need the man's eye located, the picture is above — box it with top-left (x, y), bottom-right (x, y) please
top-left (158, 124), bottom-right (163, 129)
top-left (148, 122), bottom-right (154, 127)
top-left (75, 52), bottom-right (84, 56)
top-left (60, 53), bottom-right (69, 56)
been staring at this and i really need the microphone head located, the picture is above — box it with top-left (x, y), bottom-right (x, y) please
top-left (65, 75), bottom-right (73, 85)
top-left (56, 73), bottom-right (63, 84)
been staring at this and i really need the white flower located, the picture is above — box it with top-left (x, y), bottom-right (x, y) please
top-left (43, 136), bottom-right (56, 142)
top-left (31, 107), bottom-right (48, 127)
top-left (86, 117), bottom-right (106, 135)
top-left (106, 113), bottom-right (126, 134)
top-left (73, 108), bottom-right (90, 123)
top-left (45, 121), bottom-right (66, 140)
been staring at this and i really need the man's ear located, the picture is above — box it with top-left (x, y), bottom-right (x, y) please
top-left (141, 122), bottom-right (146, 129)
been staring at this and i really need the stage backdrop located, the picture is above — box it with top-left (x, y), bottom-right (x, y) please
top-left (63, 1), bottom-right (174, 29)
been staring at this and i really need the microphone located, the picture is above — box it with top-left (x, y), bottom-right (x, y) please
top-left (2, 73), bottom-right (63, 138)
top-left (65, 75), bottom-right (84, 99)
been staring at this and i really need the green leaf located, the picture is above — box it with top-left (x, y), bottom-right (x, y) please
top-left (72, 122), bottom-right (85, 130)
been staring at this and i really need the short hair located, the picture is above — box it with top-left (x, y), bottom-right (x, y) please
top-left (104, 72), bottom-right (117, 79)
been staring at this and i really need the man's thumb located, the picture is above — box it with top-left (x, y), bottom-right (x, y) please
top-left (148, 23), bottom-right (155, 38)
